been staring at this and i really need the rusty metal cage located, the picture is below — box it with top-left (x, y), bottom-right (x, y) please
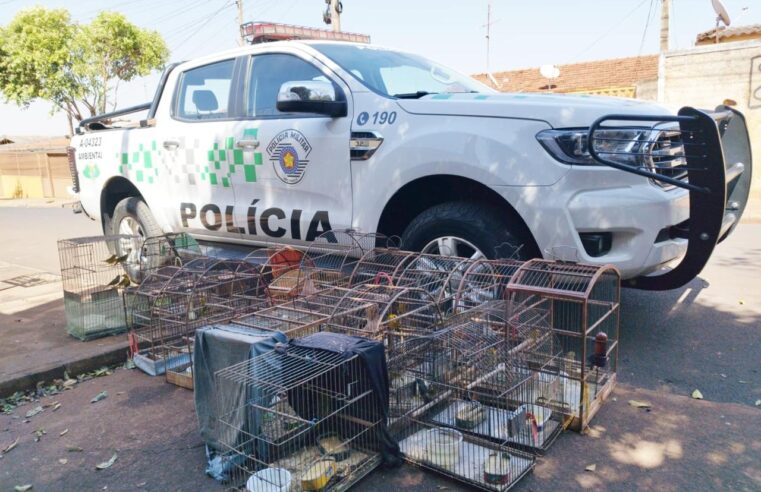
top-left (296, 230), bottom-right (387, 291)
top-left (327, 284), bottom-right (443, 345)
top-left (232, 287), bottom-right (371, 339)
top-left (452, 259), bottom-right (524, 313)
top-left (214, 335), bottom-right (388, 491)
top-left (58, 235), bottom-right (139, 340)
top-left (505, 259), bottom-right (621, 431)
top-left (347, 247), bottom-right (419, 287)
top-left (126, 232), bottom-right (206, 283)
top-left (129, 258), bottom-right (270, 388)
top-left (394, 254), bottom-right (473, 312)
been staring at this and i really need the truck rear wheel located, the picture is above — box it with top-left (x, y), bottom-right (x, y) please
top-left (110, 197), bottom-right (164, 282)
top-left (400, 201), bottom-right (532, 260)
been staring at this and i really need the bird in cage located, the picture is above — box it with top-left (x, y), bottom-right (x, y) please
top-left (591, 332), bottom-right (609, 369)
top-left (103, 253), bottom-right (129, 265)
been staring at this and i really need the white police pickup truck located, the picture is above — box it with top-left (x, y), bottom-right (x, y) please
top-left (69, 36), bottom-right (752, 290)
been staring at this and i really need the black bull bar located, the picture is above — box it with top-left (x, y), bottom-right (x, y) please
top-left (588, 105), bottom-right (752, 290)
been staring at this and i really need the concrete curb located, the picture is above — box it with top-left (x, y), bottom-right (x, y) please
top-left (0, 342), bottom-right (129, 398)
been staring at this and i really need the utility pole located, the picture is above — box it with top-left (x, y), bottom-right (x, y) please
top-left (660, 0), bottom-right (670, 52)
top-left (236, 0), bottom-right (245, 46)
top-left (485, 2), bottom-right (492, 74)
top-left (482, 2), bottom-right (499, 87)
top-left (329, 0), bottom-right (341, 32)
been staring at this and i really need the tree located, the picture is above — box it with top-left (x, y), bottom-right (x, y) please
top-left (0, 8), bottom-right (168, 135)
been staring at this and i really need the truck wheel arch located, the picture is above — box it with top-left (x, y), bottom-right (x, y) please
top-left (376, 174), bottom-right (540, 257)
top-left (100, 177), bottom-right (143, 235)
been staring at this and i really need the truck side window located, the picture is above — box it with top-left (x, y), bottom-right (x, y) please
top-left (247, 54), bottom-right (328, 117)
top-left (176, 59), bottom-right (235, 120)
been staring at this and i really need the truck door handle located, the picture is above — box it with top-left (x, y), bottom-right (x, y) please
top-left (235, 139), bottom-right (260, 150)
top-left (162, 140), bottom-right (179, 150)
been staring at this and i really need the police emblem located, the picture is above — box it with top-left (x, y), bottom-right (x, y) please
top-left (266, 129), bottom-right (312, 184)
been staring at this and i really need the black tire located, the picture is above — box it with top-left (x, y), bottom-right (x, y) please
top-left (400, 201), bottom-right (534, 260)
top-left (110, 197), bottom-right (164, 282)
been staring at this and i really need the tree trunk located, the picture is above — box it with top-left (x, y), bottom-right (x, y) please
top-left (66, 114), bottom-right (74, 137)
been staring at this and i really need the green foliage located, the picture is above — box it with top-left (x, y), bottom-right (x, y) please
top-left (0, 8), bottom-right (168, 124)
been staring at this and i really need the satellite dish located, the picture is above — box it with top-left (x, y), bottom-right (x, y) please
top-left (540, 64), bottom-right (560, 79)
top-left (712, 0), bottom-right (731, 26)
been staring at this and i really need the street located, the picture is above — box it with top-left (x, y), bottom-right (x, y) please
top-left (0, 206), bottom-right (759, 491)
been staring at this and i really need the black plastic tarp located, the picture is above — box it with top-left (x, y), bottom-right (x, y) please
top-left (289, 332), bottom-right (401, 466)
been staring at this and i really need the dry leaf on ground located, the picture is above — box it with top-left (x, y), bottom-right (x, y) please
top-left (96, 453), bottom-right (118, 470)
top-left (90, 391), bottom-right (108, 404)
top-left (628, 400), bottom-right (652, 409)
top-left (692, 389), bottom-right (704, 400)
top-left (585, 464), bottom-right (596, 472)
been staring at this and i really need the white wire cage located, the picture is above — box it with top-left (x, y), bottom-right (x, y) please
top-left (214, 335), bottom-right (392, 491)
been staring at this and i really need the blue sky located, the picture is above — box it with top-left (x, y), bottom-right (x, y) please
top-left (1, 0), bottom-right (758, 135)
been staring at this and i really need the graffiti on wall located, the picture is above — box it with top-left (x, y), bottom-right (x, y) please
top-left (750, 56), bottom-right (761, 109)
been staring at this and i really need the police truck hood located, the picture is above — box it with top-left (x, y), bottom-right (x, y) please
top-left (395, 92), bottom-right (676, 128)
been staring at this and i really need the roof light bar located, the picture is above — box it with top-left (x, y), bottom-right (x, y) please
top-left (240, 22), bottom-right (370, 44)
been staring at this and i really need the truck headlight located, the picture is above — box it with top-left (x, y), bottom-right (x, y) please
top-left (536, 128), bottom-right (653, 166)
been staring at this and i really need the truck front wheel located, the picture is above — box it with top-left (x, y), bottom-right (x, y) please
top-left (400, 201), bottom-right (531, 260)
top-left (110, 197), bottom-right (164, 281)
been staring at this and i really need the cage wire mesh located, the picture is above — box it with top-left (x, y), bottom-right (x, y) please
top-left (453, 259), bottom-right (525, 313)
top-left (395, 418), bottom-right (535, 492)
top-left (127, 232), bottom-right (206, 282)
top-left (394, 254), bottom-right (473, 313)
top-left (232, 287), bottom-right (372, 340)
top-left (297, 230), bottom-right (389, 292)
top-left (386, 304), bottom-right (563, 455)
top-left (505, 259), bottom-right (621, 431)
top-left (327, 284), bottom-right (444, 347)
top-left (58, 235), bottom-right (139, 340)
top-left (347, 247), bottom-right (419, 287)
top-left (128, 257), bottom-right (271, 387)
top-left (214, 340), bottom-right (386, 491)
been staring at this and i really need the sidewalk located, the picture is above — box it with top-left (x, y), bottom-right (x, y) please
top-left (0, 261), bottom-right (128, 398)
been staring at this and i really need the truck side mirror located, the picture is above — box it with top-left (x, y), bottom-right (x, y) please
top-left (276, 80), bottom-right (347, 117)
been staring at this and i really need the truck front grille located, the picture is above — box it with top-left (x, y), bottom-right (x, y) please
top-left (648, 129), bottom-right (688, 187)
top-left (66, 146), bottom-right (80, 193)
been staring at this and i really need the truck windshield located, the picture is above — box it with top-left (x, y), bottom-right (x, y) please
top-left (312, 43), bottom-right (493, 98)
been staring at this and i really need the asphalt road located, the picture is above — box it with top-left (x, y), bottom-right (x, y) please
top-left (0, 205), bottom-right (101, 274)
top-left (0, 206), bottom-right (759, 491)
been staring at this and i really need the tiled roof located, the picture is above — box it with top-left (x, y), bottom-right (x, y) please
top-left (696, 23), bottom-right (761, 44)
top-left (472, 55), bottom-right (659, 93)
top-left (0, 135), bottom-right (69, 152)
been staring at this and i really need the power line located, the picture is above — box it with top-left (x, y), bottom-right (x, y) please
top-left (575, 0), bottom-right (650, 58)
top-left (639, 0), bottom-right (657, 55)
top-left (172, 1), bottom-right (235, 54)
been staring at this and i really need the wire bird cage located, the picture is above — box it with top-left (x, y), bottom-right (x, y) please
top-left (58, 235), bottom-right (140, 340)
top-left (297, 231), bottom-right (389, 291)
top-left (395, 419), bottom-right (535, 492)
top-left (394, 257), bottom-right (525, 315)
top-left (214, 334), bottom-right (392, 491)
top-left (232, 287), bottom-right (369, 339)
top-left (232, 284), bottom-right (443, 347)
top-left (126, 232), bottom-right (206, 283)
top-left (505, 259), bottom-right (621, 432)
top-left (387, 304), bottom-right (564, 455)
top-left (130, 257), bottom-right (270, 388)
top-left (327, 284), bottom-right (443, 346)
top-left (346, 247), bottom-right (419, 287)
